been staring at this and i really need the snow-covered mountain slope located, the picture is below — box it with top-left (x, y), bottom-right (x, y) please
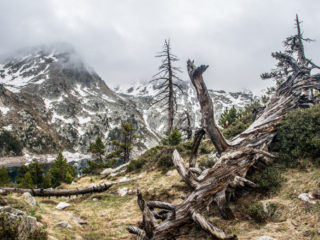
top-left (0, 43), bottom-right (258, 157)
top-left (0, 43), bottom-right (159, 156)
top-left (115, 81), bottom-right (259, 136)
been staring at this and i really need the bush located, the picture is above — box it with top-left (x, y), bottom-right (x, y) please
top-left (0, 166), bottom-right (10, 186)
top-left (221, 102), bottom-right (260, 139)
top-left (127, 158), bottom-right (145, 172)
top-left (83, 158), bottom-right (118, 175)
top-left (251, 166), bottom-right (284, 194)
top-left (272, 104), bottom-right (320, 167)
top-left (246, 202), bottom-right (268, 223)
top-left (245, 201), bottom-right (280, 224)
top-left (168, 127), bottom-right (182, 146)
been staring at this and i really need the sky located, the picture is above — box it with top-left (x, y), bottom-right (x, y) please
top-left (0, 0), bottom-right (320, 94)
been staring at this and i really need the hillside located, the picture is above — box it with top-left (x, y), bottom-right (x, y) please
top-left (1, 141), bottom-right (319, 240)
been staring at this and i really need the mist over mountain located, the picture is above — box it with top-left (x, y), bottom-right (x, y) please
top-left (0, 43), bottom-right (258, 157)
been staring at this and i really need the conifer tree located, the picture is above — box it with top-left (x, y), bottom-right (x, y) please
top-left (28, 159), bottom-right (45, 188)
top-left (49, 152), bottom-right (77, 187)
top-left (168, 126), bottom-right (182, 146)
top-left (106, 121), bottom-right (136, 163)
top-left (89, 136), bottom-right (105, 162)
top-left (218, 106), bottom-right (240, 128)
top-left (0, 166), bottom-right (10, 186)
top-left (19, 172), bottom-right (34, 188)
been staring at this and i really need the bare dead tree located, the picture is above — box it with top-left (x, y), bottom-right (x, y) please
top-left (127, 16), bottom-right (320, 240)
top-left (150, 39), bottom-right (184, 134)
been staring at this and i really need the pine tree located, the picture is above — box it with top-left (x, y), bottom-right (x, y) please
top-left (106, 121), bottom-right (136, 163)
top-left (28, 159), bottom-right (45, 188)
top-left (0, 166), bottom-right (10, 186)
top-left (49, 152), bottom-right (77, 187)
top-left (89, 136), bottom-right (105, 162)
top-left (168, 126), bottom-right (182, 146)
top-left (42, 172), bottom-right (52, 189)
top-left (150, 39), bottom-right (184, 134)
top-left (218, 106), bottom-right (240, 128)
top-left (19, 172), bottom-right (34, 188)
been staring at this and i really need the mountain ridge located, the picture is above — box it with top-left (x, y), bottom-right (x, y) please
top-left (0, 43), bottom-right (259, 158)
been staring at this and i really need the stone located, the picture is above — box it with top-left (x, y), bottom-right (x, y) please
top-left (55, 221), bottom-right (72, 229)
top-left (55, 202), bottom-right (70, 210)
top-left (0, 206), bottom-right (44, 239)
top-left (119, 176), bottom-right (134, 183)
top-left (92, 198), bottom-right (98, 201)
top-left (165, 170), bottom-right (175, 176)
top-left (298, 193), bottom-right (316, 204)
top-left (258, 237), bottom-right (278, 240)
top-left (100, 168), bottom-right (113, 175)
top-left (72, 216), bottom-right (87, 225)
top-left (23, 192), bottom-right (37, 207)
top-left (117, 187), bottom-right (128, 197)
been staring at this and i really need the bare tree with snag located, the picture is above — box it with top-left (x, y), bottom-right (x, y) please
top-left (127, 15), bottom-right (320, 239)
top-left (150, 39), bottom-right (184, 135)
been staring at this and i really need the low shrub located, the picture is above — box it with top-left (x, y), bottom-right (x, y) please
top-left (246, 202), bottom-right (280, 224)
top-left (127, 158), bottom-right (145, 172)
top-left (246, 202), bottom-right (268, 223)
top-left (251, 165), bottom-right (284, 194)
top-left (272, 104), bottom-right (320, 167)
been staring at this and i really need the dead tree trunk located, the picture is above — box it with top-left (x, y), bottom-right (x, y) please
top-left (128, 17), bottom-right (320, 239)
top-left (127, 61), bottom-right (320, 239)
top-left (0, 183), bottom-right (113, 197)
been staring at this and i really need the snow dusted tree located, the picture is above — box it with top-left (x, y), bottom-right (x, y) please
top-left (150, 39), bottom-right (184, 135)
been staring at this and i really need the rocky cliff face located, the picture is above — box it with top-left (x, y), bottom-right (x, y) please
top-left (0, 43), bottom-right (258, 156)
top-left (115, 81), bottom-right (259, 138)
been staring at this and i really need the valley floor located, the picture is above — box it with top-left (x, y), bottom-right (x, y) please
top-left (2, 166), bottom-right (320, 240)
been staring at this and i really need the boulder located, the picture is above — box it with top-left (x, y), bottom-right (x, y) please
top-left (23, 192), bottom-right (37, 207)
top-left (72, 216), bottom-right (87, 225)
top-left (258, 237), bottom-right (278, 240)
top-left (54, 221), bottom-right (72, 229)
top-left (298, 193), bottom-right (316, 204)
top-left (55, 202), bottom-right (70, 210)
top-left (0, 206), bottom-right (46, 240)
top-left (117, 187), bottom-right (128, 197)
top-left (165, 170), bottom-right (175, 176)
top-left (100, 168), bottom-right (113, 176)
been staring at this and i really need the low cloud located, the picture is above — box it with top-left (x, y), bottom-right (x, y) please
top-left (1, 0), bottom-right (319, 94)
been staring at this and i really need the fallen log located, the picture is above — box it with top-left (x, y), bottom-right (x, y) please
top-left (128, 16), bottom-right (320, 240)
top-left (0, 183), bottom-right (113, 197)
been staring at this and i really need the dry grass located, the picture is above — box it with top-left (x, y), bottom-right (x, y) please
top-left (3, 166), bottom-right (320, 240)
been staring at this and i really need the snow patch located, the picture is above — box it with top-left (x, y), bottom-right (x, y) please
top-left (0, 106), bottom-right (10, 115)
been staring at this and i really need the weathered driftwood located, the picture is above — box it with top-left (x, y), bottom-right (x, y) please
top-left (0, 183), bottom-right (113, 197)
top-left (128, 17), bottom-right (320, 239)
